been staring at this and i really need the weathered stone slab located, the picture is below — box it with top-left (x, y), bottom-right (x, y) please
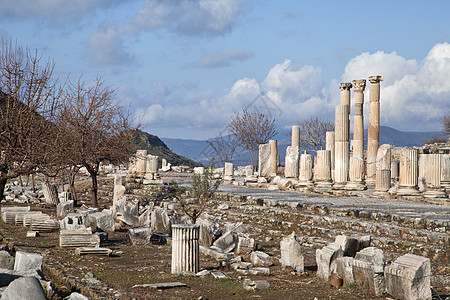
top-left (335, 235), bottom-right (358, 257)
top-left (352, 247), bottom-right (386, 296)
top-left (251, 251), bottom-right (274, 267)
top-left (88, 209), bottom-right (114, 232)
top-left (59, 228), bottom-right (100, 248)
top-left (14, 251), bottom-right (43, 272)
top-left (1, 206), bottom-right (30, 224)
top-left (285, 146), bottom-right (299, 178)
top-left (243, 279), bottom-right (270, 291)
top-left (0, 251), bottom-right (14, 270)
top-left (385, 254), bottom-right (431, 300)
top-left (75, 247), bottom-right (112, 256)
top-left (57, 200), bottom-right (74, 217)
top-left (280, 232), bottom-right (304, 273)
top-left (132, 282), bottom-right (187, 289)
top-left (61, 213), bottom-right (85, 230)
top-left (1, 276), bottom-right (46, 300)
top-left (316, 242), bottom-right (343, 281)
top-left (199, 246), bottom-right (233, 260)
top-left (127, 226), bottom-right (153, 245)
top-left (151, 207), bottom-right (170, 234)
top-left (30, 214), bottom-right (60, 232)
top-left (335, 256), bottom-right (354, 286)
top-left (258, 143), bottom-right (271, 178)
top-left (235, 234), bottom-right (255, 254)
top-left (117, 199), bottom-right (139, 226)
top-left (212, 231), bottom-right (237, 253)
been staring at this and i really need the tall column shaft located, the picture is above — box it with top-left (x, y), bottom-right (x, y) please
top-left (352, 79), bottom-right (366, 159)
top-left (326, 132), bottom-right (335, 171)
top-left (367, 75), bottom-right (383, 185)
top-left (171, 224), bottom-right (200, 274)
top-left (315, 150), bottom-right (332, 190)
top-left (292, 125), bottom-right (300, 148)
top-left (269, 140), bottom-right (277, 177)
top-left (334, 103), bottom-right (350, 187)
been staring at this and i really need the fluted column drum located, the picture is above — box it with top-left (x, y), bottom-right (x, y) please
top-left (171, 224), bottom-right (200, 274)
top-left (374, 145), bottom-right (392, 194)
top-left (269, 140), bottom-right (277, 177)
top-left (397, 149), bottom-right (420, 196)
top-left (136, 150), bottom-right (148, 175)
top-left (423, 154), bottom-right (447, 198)
top-left (326, 132), bottom-right (335, 171)
top-left (299, 152), bottom-right (314, 186)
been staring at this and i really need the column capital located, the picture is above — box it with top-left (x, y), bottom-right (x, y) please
top-left (368, 75), bottom-right (383, 84)
top-left (352, 79), bottom-right (366, 92)
top-left (339, 82), bottom-right (352, 91)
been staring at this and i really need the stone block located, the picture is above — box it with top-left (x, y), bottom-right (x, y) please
top-left (57, 200), bottom-right (74, 217)
top-left (127, 226), bottom-right (153, 245)
top-left (151, 207), bottom-right (170, 234)
top-left (258, 143), bottom-right (271, 178)
top-left (117, 199), bottom-right (139, 226)
top-left (59, 228), bottom-right (100, 248)
top-left (335, 235), bottom-right (358, 257)
top-left (280, 232), bottom-right (304, 273)
top-left (1, 276), bottom-right (46, 300)
top-left (212, 231), bottom-right (237, 253)
top-left (335, 257), bottom-right (354, 286)
top-left (285, 146), bottom-right (299, 178)
top-left (198, 218), bottom-right (215, 247)
top-left (352, 247), bottom-right (386, 296)
top-left (250, 251), bottom-right (274, 267)
top-left (356, 235), bottom-right (371, 252)
top-left (0, 251), bottom-right (14, 270)
top-left (243, 279), bottom-right (270, 291)
top-left (235, 234), bottom-right (255, 254)
top-left (385, 254), bottom-right (431, 300)
top-left (14, 251), bottom-right (43, 272)
top-left (75, 247), bottom-right (112, 256)
top-left (61, 213), bottom-right (85, 230)
top-left (199, 246), bottom-right (233, 260)
top-left (88, 209), bottom-right (114, 232)
top-left (316, 242), bottom-right (343, 281)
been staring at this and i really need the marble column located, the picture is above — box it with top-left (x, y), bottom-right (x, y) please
top-left (440, 154), bottom-right (450, 192)
top-left (315, 150), bottom-right (332, 190)
top-left (269, 139), bottom-right (278, 177)
top-left (391, 160), bottom-right (399, 183)
top-left (367, 75), bottom-right (383, 186)
top-left (224, 162), bottom-right (234, 181)
top-left (298, 151), bottom-right (314, 187)
top-left (326, 131), bottom-right (335, 172)
top-left (374, 144), bottom-right (393, 195)
top-left (423, 154), bottom-right (447, 198)
top-left (171, 224), bottom-right (200, 274)
top-left (285, 146), bottom-right (300, 178)
top-left (258, 144), bottom-right (270, 178)
top-left (292, 125), bottom-right (300, 148)
top-left (352, 79), bottom-right (366, 159)
top-left (397, 148), bottom-right (421, 196)
top-left (135, 150), bottom-right (148, 176)
top-left (334, 100), bottom-right (350, 189)
top-left (145, 154), bottom-right (159, 180)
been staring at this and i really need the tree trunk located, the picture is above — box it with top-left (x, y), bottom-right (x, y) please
top-left (68, 166), bottom-right (78, 206)
top-left (85, 164), bottom-right (99, 207)
top-left (0, 177), bottom-right (7, 200)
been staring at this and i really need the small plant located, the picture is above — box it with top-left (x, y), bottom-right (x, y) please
top-left (171, 158), bottom-right (221, 223)
top-left (348, 282), bottom-right (356, 289)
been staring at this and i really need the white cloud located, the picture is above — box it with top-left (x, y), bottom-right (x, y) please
top-left (342, 43), bottom-right (450, 132)
top-left (189, 49), bottom-right (253, 68)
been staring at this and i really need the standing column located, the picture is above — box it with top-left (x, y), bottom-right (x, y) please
top-left (269, 140), bottom-right (277, 177)
top-left (258, 144), bottom-right (270, 178)
top-left (423, 154), bottom-right (447, 198)
top-left (397, 148), bottom-right (421, 196)
top-left (334, 93), bottom-right (351, 189)
top-left (374, 144), bottom-right (392, 195)
top-left (315, 150), bottom-right (332, 191)
top-left (285, 146), bottom-right (299, 178)
top-left (135, 150), bottom-right (148, 177)
top-left (367, 75), bottom-right (383, 186)
top-left (298, 151), bottom-right (314, 187)
top-left (292, 125), bottom-right (300, 148)
top-left (326, 131), bottom-right (335, 172)
top-left (171, 224), bottom-right (200, 274)
top-left (441, 154), bottom-right (450, 192)
top-left (348, 79), bottom-right (367, 190)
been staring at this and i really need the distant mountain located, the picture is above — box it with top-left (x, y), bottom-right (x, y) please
top-left (161, 126), bottom-right (446, 166)
top-left (131, 129), bottom-right (202, 167)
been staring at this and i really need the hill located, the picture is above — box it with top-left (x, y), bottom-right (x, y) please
top-left (131, 129), bottom-right (203, 167)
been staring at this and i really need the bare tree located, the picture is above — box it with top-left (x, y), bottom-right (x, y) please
top-left (0, 40), bottom-right (64, 199)
top-left (442, 114), bottom-right (450, 137)
top-left (228, 110), bottom-right (277, 170)
top-left (58, 77), bottom-right (133, 207)
top-left (296, 117), bottom-right (334, 151)
top-left (205, 130), bottom-right (239, 166)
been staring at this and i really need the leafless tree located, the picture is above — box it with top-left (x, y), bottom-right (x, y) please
top-left (442, 114), bottom-right (450, 137)
top-left (0, 40), bottom-right (64, 199)
top-left (205, 130), bottom-right (239, 166)
top-left (58, 76), bottom-right (133, 207)
top-left (294, 117), bottom-right (334, 151)
top-left (228, 110), bottom-right (277, 170)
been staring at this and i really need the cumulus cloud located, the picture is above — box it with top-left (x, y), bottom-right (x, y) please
top-left (189, 49), bottom-right (253, 68)
top-left (0, 0), bottom-right (120, 21)
top-left (342, 43), bottom-right (450, 132)
top-left (87, 0), bottom-right (247, 65)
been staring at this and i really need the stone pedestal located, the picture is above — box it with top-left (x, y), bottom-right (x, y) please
top-left (334, 102), bottom-right (350, 190)
top-left (298, 152), bottom-right (314, 187)
top-left (258, 144), bottom-right (271, 178)
top-left (224, 162), bottom-right (234, 181)
top-left (374, 144), bottom-right (392, 195)
top-left (367, 76), bottom-right (383, 186)
top-left (352, 247), bottom-right (386, 296)
top-left (385, 254), bottom-right (431, 300)
top-left (269, 140), bottom-right (277, 177)
top-left (397, 149), bottom-right (421, 196)
top-left (326, 132), bottom-right (335, 172)
top-left (285, 146), bottom-right (299, 178)
top-left (291, 125), bottom-right (300, 148)
top-left (422, 154), bottom-right (447, 198)
top-left (171, 224), bottom-right (200, 274)
top-left (315, 150), bottom-right (332, 190)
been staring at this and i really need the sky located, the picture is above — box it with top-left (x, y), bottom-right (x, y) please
top-left (1, 0), bottom-right (449, 140)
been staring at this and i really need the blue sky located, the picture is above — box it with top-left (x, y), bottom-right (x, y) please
top-left (1, 0), bottom-right (449, 139)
